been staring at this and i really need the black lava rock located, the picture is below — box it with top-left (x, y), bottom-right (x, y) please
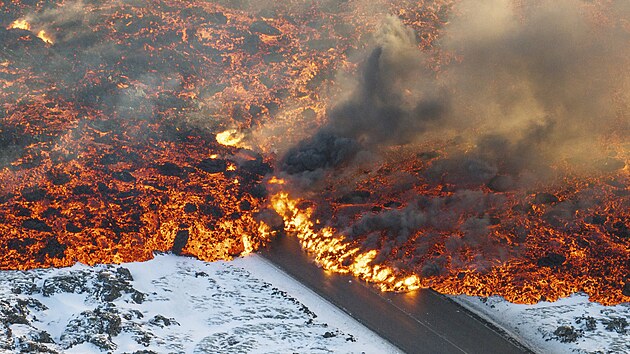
top-left (338, 190), bottom-right (371, 204)
top-left (196, 158), bottom-right (227, 173)
top-left (199, 205), bottom-right (223, 218)
top-left (242, 34), bottom-right (261, 55)
top-left (487, 175), bottom-right (515, 192)
top-left (249, 184), bottom-right (268, 199)
top-left (112, 171), bottom-right (136, 182)
top-left (21, 188), bottom-right (47, 202)
top-left (183, 203), bottom-right (197, 213)
top-left (7, 237), bottom-right (36, 253)
top-left (156, 162), bottom-right (184, 177)
top-left (241, 159), bottom-right (272, 178)
top-left (50, 172), bottom-right (71, 185)
top-left (172, 229), bottom-right (189, 255)
top-left (37, 238), bottom-right (67, 260)
top-left (42, 207), bottom-right (61, 218)
top-left (65, 222), bottom-right (82, 233)
top-left (100, 153), bottom-right (120, 165)
top-left (536, 252), bottom-right (566, 268)
top-left (384, 201), bottom-right (402, 208)
top-left (72, 185), bottom-right (93, 195)
top-left (239, 200), bottom-right (251, 211)
top-left (22, 219), bottom-right (52, 232)
top-left (249, 21), bottom-right (281, 36)
top-left (584, 214), bottom-right (606, 225)
top-left (611, 221), bottom-right (629, 239)
top-left (206, 12), bottom-right (227, 24)
top-left (533, 193), bottom-right (559, 204)
top-left (15, 206), bottom-right (32, 217)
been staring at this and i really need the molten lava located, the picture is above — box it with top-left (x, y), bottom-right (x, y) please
top-left (272, 192), bottom-right (421, 292)
top-left (270, 145), bottom-right (630, 305)
top-left (0, 0), bottom-right (628, 306)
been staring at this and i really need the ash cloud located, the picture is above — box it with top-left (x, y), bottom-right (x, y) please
top-left (282, 0), bottom-right (629, 185)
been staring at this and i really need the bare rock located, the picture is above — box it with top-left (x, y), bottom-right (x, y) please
top-left (536, 252), bottom-right (566, 268)
top-left (533, 193), bottom-right (559, 204)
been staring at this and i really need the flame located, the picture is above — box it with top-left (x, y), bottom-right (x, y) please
top-left (216, 129), bottom-right (245, 147)
top-left (36, 30), bottom-right (54, 45)
top-left (272, 192), bottom-right (421, 292)
top-left (0, 0), bottom-right (626, 307)
top-left (241, 235), bottom-right (253, 256)
top-left (9, 19), bottom-right (31, 31)
top-left (242, 222), bottom-right (273, 257)
top-left (7, 19), bottom-right (54, 45)
top-left (268, 176), bottom-right (285, 185)
top-left (271, 169), bottom-right (629, 305)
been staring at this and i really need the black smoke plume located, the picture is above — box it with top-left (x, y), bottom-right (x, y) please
top-left (280, 0), bottom-right (629, 274)
top-left (282, 15), bottom-right (448, 179)
top-left (282, 0), bottom-right (629, 187)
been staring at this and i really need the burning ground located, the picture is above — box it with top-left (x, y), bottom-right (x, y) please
top-left (276, 0), bottom-right (630, 305)
top-left (0, 0), bottom-right (629, 306)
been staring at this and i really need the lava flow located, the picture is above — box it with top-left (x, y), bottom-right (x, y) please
top-left (0, 0), bottom-right (447, 267)
top-left (272, 191), bottom-right (421, 292)
top-left (1, 0), bottom-right (629, 306)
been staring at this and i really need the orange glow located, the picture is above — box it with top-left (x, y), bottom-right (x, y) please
top-left (36, 30), bottom-right (54, 45)
top-left (268, 176), bottom-right (285, 185)
top-left (272, 192), bottom-right (421, 292)
top-left (8, 19), bottom-right (54, 45)
top-left (216, 129), bottom-right (245, 147)
top-left (0, 0), bottom-right (627, 308)
top-left (8, 19), bottom-right (30, 31)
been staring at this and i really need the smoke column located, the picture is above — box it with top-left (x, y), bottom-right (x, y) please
top-left (282, 0), bottom-right (629, 186)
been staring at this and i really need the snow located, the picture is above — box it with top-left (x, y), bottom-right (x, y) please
top-left (1, 252), bottom-right (627, 354)
top-left (0, 254), bottom-right (401, 353)
top-left (451, 294), bottom-right (630, 354)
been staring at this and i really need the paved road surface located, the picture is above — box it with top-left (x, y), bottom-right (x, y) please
top-left (261, 234), bottom-right (534, 354)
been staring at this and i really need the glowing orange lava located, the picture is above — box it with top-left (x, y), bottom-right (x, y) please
top-left (0, 0), bottom-right (627, 306)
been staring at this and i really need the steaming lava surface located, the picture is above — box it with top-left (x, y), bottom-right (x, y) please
top-left (0, 0), bottom-right (629, 348)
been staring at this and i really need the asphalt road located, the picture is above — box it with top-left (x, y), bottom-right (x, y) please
top-left (261, 234), bottom-right (534, 354)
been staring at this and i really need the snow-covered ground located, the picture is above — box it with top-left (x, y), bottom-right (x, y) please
top-left (0, 254), bottom-right (400, 353)
top-left (1, 253), bottom-right (628, 354)
top-left (452, 294), bottom-right (629, 354)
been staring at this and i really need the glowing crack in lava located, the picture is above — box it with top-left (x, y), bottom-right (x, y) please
top-left (0, 0), bottom-right (628, 306)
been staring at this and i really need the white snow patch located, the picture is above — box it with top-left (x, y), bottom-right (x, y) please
top-left (451, 294), bottom-right (629, 354)
top-left (0, 253), bottom-right (401, 354)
